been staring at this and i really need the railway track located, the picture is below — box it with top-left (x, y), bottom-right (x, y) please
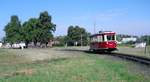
top-left (59, 48), bottom-right (150, 65)
top-left (87, 50), bottom-right (150, 65)
top-left (110, 52), bottom-right (150, 65)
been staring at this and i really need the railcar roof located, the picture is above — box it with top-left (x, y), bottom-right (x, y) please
top-left (90, 31), bottom-right (116, 37)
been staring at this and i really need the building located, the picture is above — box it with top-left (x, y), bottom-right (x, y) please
top-left (121, 37), bottom-right (137, 43)
top-left (135, 42), bottom-right (146, 48)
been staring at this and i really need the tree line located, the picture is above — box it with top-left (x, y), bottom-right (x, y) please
top-left (4, 11), bottom-right (149, 47)
top-left (54, 26), bottom-right (90, 46)
top-left (4, 11), bottom-right (56, 47)
top-left (3, 11), bottom-right (90, 47)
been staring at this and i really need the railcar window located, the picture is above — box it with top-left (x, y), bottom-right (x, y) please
top-left (98, 36), bottom-right (102, 42)
top-left (107, 35), bottom-right (115, 41)
top-left (91, 36), bottom-right (98, 42)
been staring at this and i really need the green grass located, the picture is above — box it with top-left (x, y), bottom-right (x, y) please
top-left (0, 49), bottom-right (149, 82)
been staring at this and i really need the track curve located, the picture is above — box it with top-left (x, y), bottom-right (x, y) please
top-left (57, 48), bottom-right (150, 66)
top-left (111, 52), bottom-right (150, 65)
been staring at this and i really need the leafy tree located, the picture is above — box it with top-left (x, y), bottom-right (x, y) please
top-left (22, 11), bottom-right (56, 47)
top-left (22, 18), bottom-right (39, 46)
top-left (38, 11), bottom-right (56, 45)
top-left (4, 15), bottom-right (22, 43)
top-left (140, 35), bottom-right (150, 45)
top-left (4, 11), bottom-right (56, 48)
top-left (1, 37), bottom-right (6, 43)
top-left (53, 36), bottom-right (67, 46)
top-left (67, 25), bottom-right (90, 46)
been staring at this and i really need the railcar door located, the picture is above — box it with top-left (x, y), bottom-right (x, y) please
top-left (90, 35), bottom-right (99, 50)
top-left (97, 35), bottom-right (105, 49)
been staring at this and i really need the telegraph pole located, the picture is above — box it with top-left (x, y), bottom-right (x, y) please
top-left (81, 34), bottom-right (83, 47)
top-left (147, 36), bottom-right (150, 55)
top-left (94, 21), bottom-right (96, 34)
top-left (145, 35), bottom-right (149, 55)
top-left (145, 43), bottom-right (147, 54)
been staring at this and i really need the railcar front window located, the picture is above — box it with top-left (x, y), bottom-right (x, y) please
top-left (107, 35), bottom-right (115, 41)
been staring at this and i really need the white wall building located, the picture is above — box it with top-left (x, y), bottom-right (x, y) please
top-left (121, 37), bottom-right (137, 43)
top-left (135, 42), bottom-right (146, 48)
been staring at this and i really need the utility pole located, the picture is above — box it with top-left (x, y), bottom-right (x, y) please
top-left (147, 36), bottom-right (149, 55)
top-left (94, 21), bottom-right (96, 34)
top-left (145, 36), bottom-right (149, 55)
top-left (145, 43), bottom-right (147, 54)
top-left (81, 34), bottom-right (83, 47)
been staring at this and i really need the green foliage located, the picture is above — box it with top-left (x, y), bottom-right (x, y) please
top-left (38, 11), bottom-right (56, 44)
top-left (4, 11), bottom-right (56, 47)
top-left (67, 25), bottom-right (90, 46)
top-left (4, 15), bottom-right (22, 43)
top-left (22, 18), bottom-right (39, 45)
top-left (140, 35), bottom-right (150, 45)
top-left (53, 36), bottom-right (68, 46)
top-left (1, 37), bottom-right (6, 43)
top-left (116, 34), bottom-right (122, 42)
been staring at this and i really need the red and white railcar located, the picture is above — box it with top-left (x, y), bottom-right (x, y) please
top-left (90, 31), bottom-right (117, 52)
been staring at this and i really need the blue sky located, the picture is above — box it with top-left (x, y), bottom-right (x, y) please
top-left (0, 0), bottom-right (150, 39)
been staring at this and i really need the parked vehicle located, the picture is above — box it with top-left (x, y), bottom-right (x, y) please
top-left (90, 31), bottom-right (117, 52)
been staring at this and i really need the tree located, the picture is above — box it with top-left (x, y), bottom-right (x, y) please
top-left (67, 25), bottom-right (90, 46)
top-left (3, 11), bottom-right (56, 48)
top-left (140, 35), bottom-right (150, 45)
top-left (4, 15), bottom-right (22, 43)
top-left (1, 37), bottom-right (6, 43)
top-left (22, 11), bottom-right (56, 47)
top-left (38, 11), bottom-right (56, 45)
top-left (53, 36), bottom-right (67, 46)
top-left (22, 18), bottom-right (39, 46)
